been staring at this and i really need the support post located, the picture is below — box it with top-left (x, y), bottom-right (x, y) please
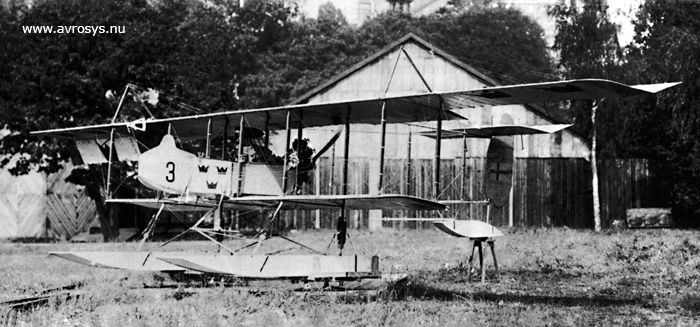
top-left (338, 108), bottom-right (351, 253)
top-left (378, 101), bottom-right (387, 194)
top-left (282, 111), bottom-right (292, 194)
top-left (433, 101), bottom-right (443, 200)
top-left (238, 115), bottom-right (245, 161)
top-left (264, 112), bottom-right (270, 149)
top-left (295, 115), bottom-right (303, 195)
top-left (330, 144), bottom-right (336, 195)
top-left (314, 163), bottom-right (321, 229)
top-left (461, 135), bottom-right (467, 200)
top-left (111, 85), bottom-right (131, 123)
top-left (406, 131), bottom-right (412, 196)
top-left (205, 118), bottom-right (212, 158)
top-left (236, 115), bottom-right (245, 197)
top-left (222, 117), bottom-right (229, 160)
top-left (342, 109), bottom-right (350, 198)
top-left (105, 128), bottom-right (115, 199)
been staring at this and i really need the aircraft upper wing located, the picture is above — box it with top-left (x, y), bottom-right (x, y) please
top-left (31, 95), bottom-right (466, 141)
top-left (31, 79), bottom-right (680, 141)
top-left (106, 194), bottom-right (447, 211)
top-left (419, 124), bottom-right (573, 139)
top-left (438, 79), bottom-right (680, 109)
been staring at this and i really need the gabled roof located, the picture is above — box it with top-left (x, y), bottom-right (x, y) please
top-left (289, 33), bottom-right (570, 126)
top-left (291, 33), bottom-right (495, 105)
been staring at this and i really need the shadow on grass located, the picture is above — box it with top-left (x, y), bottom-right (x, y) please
top-left (382, 274), bottom-right (641, 308)
top-left (679, 294), bottom-right (700, 313)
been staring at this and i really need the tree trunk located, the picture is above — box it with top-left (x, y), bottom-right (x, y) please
top-left (87, 188), bottom-right (120, 242)
top-left (592, 102), bottom-right (601, 231)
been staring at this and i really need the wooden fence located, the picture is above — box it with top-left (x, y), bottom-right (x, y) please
top-left (0, 156), bottom-right (662, 239)
top-left (512, 158), bottom-right (593, 229)
top-left (598, 159), bottom-right (669, 228)
top-left (278, 157), bottom-right (662, 230)
top-left (0, 157), bottom-right (97, 239)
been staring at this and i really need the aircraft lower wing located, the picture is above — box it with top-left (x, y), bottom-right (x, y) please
top-left (49, 251), bottom-right (195, 271)
top-left (106, 194), bottom-right (446, 211)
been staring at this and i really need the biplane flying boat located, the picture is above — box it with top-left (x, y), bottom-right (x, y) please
top-left (33, 79), bottom-right (679, 283)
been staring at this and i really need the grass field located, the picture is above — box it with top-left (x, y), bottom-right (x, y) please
top-left (2, 227), bottom-right (700, 326)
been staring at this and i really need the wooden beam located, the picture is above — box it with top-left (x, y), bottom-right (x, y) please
top-left (342, 108), bottom-right (351, 198)
top-left (205, 118), bottom-right (212, 158)
top-left (461, 135), bottom-right (467, 200)
top-left (264, 112), bottom-right (270, 149)
top-left (406, 131), bottom-right (412, 196)
top-left (433, 101), bottom-right (443, 200)
top-left (238, 116), bottom-right (245, 161)
top-left (237, 115), bottom-right (245, 197)
top-left (401, 47), bottom-right (433, 92)
top-left (339, 107), bottom-right (351, 255)
top-left (282, 111), bottom-right (291, 194)
top-left (110, 85), bottom-right (131, 123)
top-left (222, 116), bottom-right (229, 160)
top-left (295, 113), bottom-right (303, 194)
top-left (105, 127), bottom-right (115, 199)
top-left (378, 101), bottom-right (387, 194)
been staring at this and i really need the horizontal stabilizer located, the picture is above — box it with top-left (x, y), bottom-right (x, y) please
top-left (432, 219), bottom-right (504, 239)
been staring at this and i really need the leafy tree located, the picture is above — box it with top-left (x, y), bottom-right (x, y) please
top-left (0, 0), bottom-right (192, 240)
top-left (355, 7), bottom-right (555, 84)
top-left (241, 2), bottom-right (366, 104)
top-left (0, 0), bottom-right (300, 240)
top-left (548, 0), bottom-right (623, 135)
top-left (1, 0), bottom-right (557, 239)
top-left (418, 5), bottom-right (555, 83)
top-left (549, 0), bottom-right (700, 228)
top-left (548, 0), bottom-right (625, 231)
top-left (318, 1), bottom-right (347, 29)
top-left (626, 0), bottom-right (700, 227)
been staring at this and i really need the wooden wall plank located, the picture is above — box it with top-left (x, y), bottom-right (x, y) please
top-left (164, 156), bottom-right (663, 232)
top-left (0, 156), bottom-right (97, 239)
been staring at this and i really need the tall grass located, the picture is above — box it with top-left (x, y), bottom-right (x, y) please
top-left (2, 228), bottom-right (700, 326)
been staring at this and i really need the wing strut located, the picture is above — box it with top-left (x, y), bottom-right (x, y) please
top-left (433, 99), bottom-right (443, 200)
top-left (295, 111), bottom-right (303, 194)
top-left (378, 100), bottom-right (388, 193)
top-left (136, 203), bottom-right (166, 251)
top-left (338, 107), bottom-right (352, 255)
top-left (205, 118), bottom-right (212, 158)
top-left (105, 128), bottom-right (116, 199)
top-left (282, 110), bottom-right (292, 195)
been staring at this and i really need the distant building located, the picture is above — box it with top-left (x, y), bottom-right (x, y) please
top-left (300, 0), bottom-right (557, 43)
top-left (301, 0), bottom-right (639, 47)
top-left (281, 33), bottom-right (590, 228)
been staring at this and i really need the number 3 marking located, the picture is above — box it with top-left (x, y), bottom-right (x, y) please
top-left (166, 162), bottom-right (175, 182)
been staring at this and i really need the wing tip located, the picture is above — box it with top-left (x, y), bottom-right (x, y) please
top-left (631, 82), bottom-right (682, 94)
